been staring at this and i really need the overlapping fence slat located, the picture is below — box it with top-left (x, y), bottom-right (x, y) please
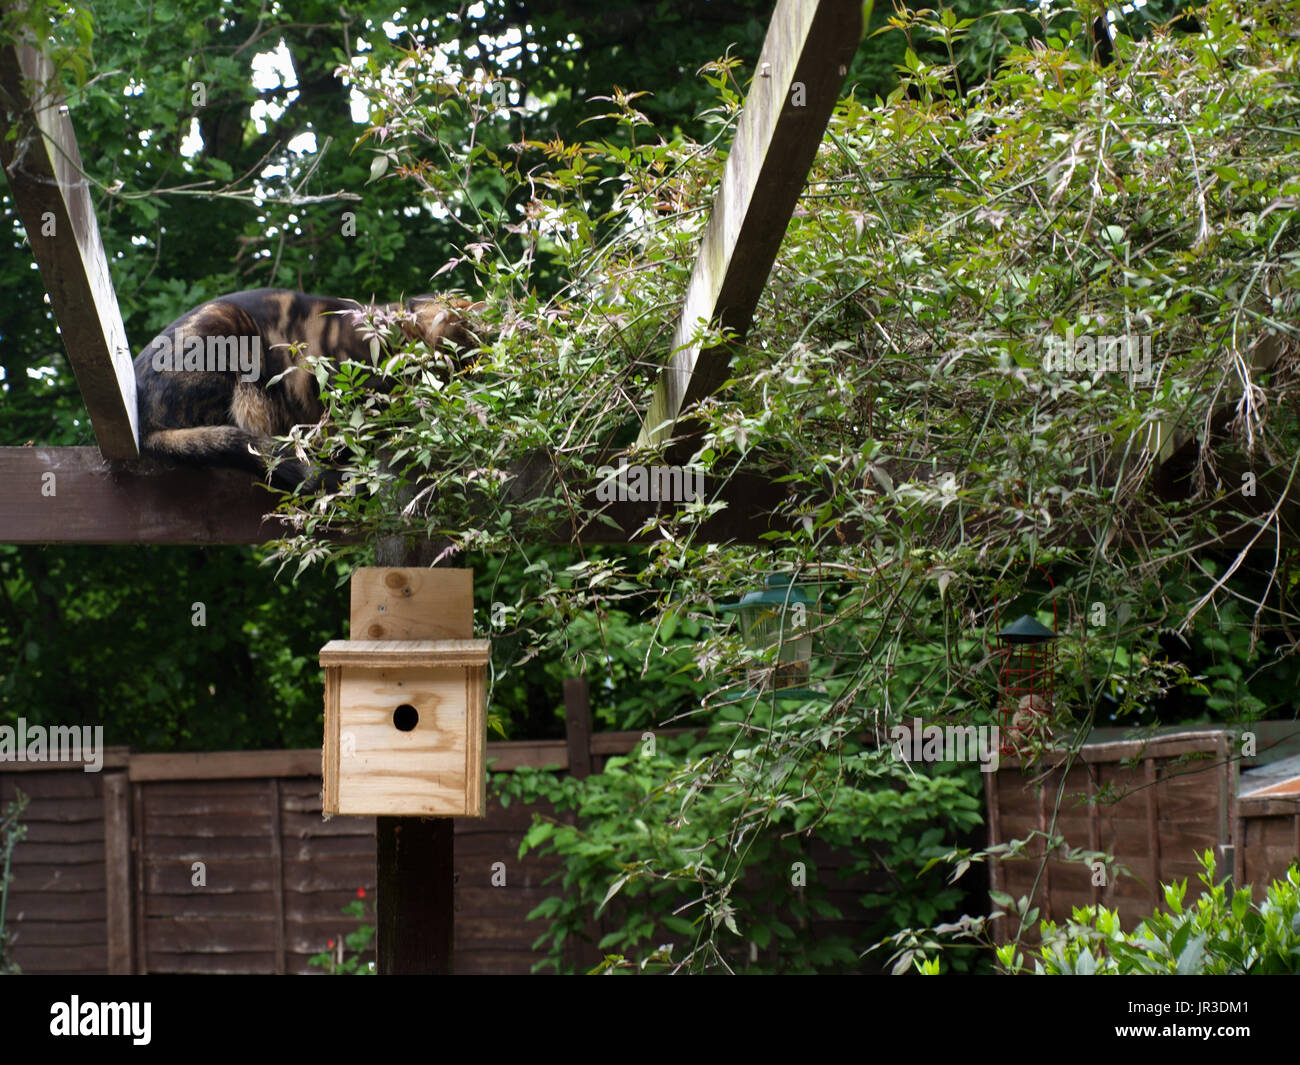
top-left (0, 733), bottom-right (644, 973)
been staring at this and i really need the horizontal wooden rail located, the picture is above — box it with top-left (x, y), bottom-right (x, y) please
top-left (0, 447), bottom-right (288, 544)
top-left (0, 745), bottom-right (131, 772)
top-left (0, 447), bottom-right (790, 545)
top-left (1237, 794), bottom-right (1300, 818)
top-left (997, 729), bottom-right (1233, 769)
top-left (1, 730), bottom-right (696, 780)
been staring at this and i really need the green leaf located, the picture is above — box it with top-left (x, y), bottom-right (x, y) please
top-left (596, 873), bottom-right (629, 917)
top-left (662, 915), bottom-right (695, 936)
top-left (521, 821), bottom-right (555, 852)
top-left (1175, 933), bottom-right (1207, 975)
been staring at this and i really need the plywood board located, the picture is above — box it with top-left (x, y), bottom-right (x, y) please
top-left (328, 665), bottom-right (485, 817)
top-left (349, 567), bottom-right (474, 641)
top-left (319, 639), bottom-right (489, 668)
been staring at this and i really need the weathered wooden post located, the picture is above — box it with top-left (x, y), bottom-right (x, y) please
top-left (0, 40), bottom-right (138, 458)
top-left (639, 0), bottom-right (866, 448)
top-left (320, 566), bottom-right (489, 973)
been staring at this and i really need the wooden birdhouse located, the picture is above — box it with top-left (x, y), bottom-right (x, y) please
top-left (320, 567), bottom-right (490, 818)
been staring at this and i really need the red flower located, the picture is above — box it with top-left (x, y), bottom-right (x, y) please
top-left (357, 887), bottom-right (366, 898)
top-left (328, 939), bottom-right (336, 949)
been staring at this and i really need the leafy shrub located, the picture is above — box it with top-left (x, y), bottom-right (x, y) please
top-left (275, 0), bottom-right (1300, 971)
top-left (307, 889), bottom-right (375, 975)
top-left (999, 851), bottom-right (1300, 975)
top-left (497, 729), bottom-right (983, 974)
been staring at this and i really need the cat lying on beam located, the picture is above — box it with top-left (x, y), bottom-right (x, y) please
top-left (133, 288), bottom-right (480, 490)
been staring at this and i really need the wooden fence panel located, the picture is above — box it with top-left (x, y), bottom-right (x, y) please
top-left (1, 768), bottom-right (108, 974)
top-left (122, 769), bottom-right (568, 974)
top-left (1238, 796), bottom-right (1300, 891)
top-left (987, 733), bottom-right (1233, 937)
top-left (0, 724), bottom-right (1093, 973)
top-left (139, 778), bottom-right (279, 974)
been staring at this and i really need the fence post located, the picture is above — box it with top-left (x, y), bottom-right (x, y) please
top-left (563, 678), bottom-right (593, 779)
top-left (561, 677), bottom-right (600, 969)
top-left (103, 772), bottom-right (133, 974)
top-left (132, 782), bottom-right (146, 973)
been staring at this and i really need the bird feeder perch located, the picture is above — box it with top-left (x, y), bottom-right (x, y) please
top-left (320, 567), bottom-right (490, 817)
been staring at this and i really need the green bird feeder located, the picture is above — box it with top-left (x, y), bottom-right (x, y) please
top-left (717, 574), bottom-right (826, 701)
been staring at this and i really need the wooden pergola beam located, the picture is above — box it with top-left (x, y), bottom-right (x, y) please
top-left (0, 448), bottom-right (284, 544)
top-left (0, 40), bottom-right (138, 458)
top-left (2, 446), bottom-right (1290, 550)
top-left (637, 0), bottom-right (864, 448)
top-left (0, 447), bottom-right (792, 545)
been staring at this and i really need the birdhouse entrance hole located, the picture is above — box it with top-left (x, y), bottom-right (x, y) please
top-left (393, 704), bottom-right (418, 731)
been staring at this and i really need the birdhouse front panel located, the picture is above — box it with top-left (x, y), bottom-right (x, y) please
top-left (321, 637), bottom-right (489, 818)
top-left (336, 665), bottom-right (473, 816)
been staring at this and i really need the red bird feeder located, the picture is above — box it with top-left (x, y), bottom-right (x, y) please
top-left (991, 584), bottom-right (1059, 754)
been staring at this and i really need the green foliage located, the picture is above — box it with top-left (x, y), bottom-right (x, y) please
top-left (268, 0), bottom-right (1300, 970)
top-left (3, 0), bottom-right (868, 753)
top-left (473, 548), bottom-right (715, 738)
top-left (0, 790), bottom-right (29, 975)
top-left (307, 890), bottom-right (375, 975)
top-left (4, 0), bottom-right (1300, 974)
top-left (1, 0), bottom-right (95, 88)
top-left (0, 545), bottom-right (349, 750)
top-left (1000, 851), bottom-right (1300, 974)
top-left (496, 728), bottom-right (983, 974)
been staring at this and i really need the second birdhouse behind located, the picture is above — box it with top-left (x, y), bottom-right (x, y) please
top-left (320, 567), bottom-right (490, 817)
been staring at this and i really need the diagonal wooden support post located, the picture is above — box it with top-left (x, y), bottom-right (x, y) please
top-left (0, 40), bottom-right (138, 458)
top-left (638, 0), bottom-right (866, 448)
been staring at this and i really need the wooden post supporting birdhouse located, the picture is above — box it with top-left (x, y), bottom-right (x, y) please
top-left (320, 568), bottom-right (489, 817)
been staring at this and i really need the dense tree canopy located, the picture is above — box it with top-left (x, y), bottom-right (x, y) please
top-left (247, 0), bottom-right (1296, 969)
top-left (2, 0), bottom-right (817, 746)
top-left (2, 0), bottom-right (1296, 973)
